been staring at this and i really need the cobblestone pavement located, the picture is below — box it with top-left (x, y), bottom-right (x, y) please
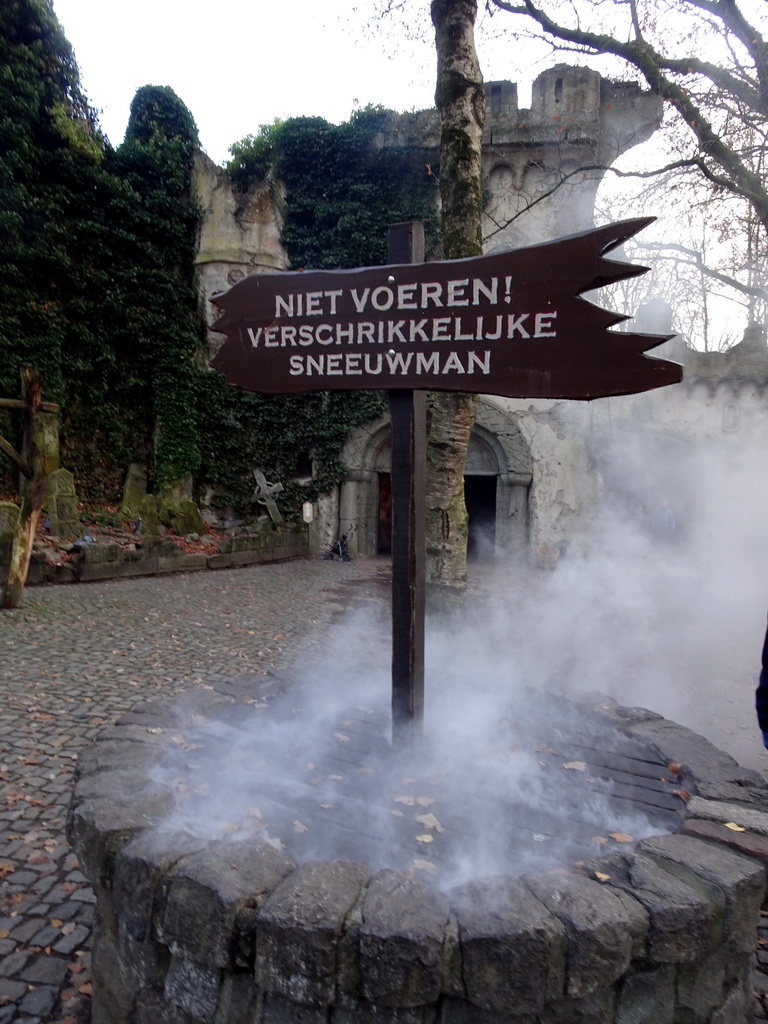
top-left (0, 558), bottom-right (390, 1024)
top-left (1, 557), bottom-right (767, 1023)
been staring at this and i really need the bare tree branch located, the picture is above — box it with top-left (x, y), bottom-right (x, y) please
top-left (486, 0), bottom-right (768, 233)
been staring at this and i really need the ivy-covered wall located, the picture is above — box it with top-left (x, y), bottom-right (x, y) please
top-left (0, 2), bottom-right (438, 519)
top-left (0, 1), bottom-right (204, 502)
top-left (198, 109), bottom-right (441, 514)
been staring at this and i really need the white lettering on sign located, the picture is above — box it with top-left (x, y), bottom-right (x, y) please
top-left (248, 315), bottom-right (558, 348)
top-left (288, 350), bottom-right (492, 377)
top-left (273, 277), bottom-right (503, 318)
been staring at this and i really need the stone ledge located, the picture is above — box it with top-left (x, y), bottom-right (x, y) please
top-left (24, 526), bottom-right (309, 586)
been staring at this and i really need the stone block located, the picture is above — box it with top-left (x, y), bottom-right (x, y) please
top-left (90, 927), bottom-right (140, 1024)
top-left (626, 717), bottom-right (767, 803)
top-left (601, 887), bottom-right (648, 960)
top-left (639, 833), bottom-right (766, 952)
top-left (524, 872), bottom-right (634, 998)
top-left (541, 987), bottom-right (615, 1024)
top-left (159, 837), bottom-right (295, 967)
top-left (67, 791), bottom-right (175, 890)
top-left (440, 996), bottom-right (533, 1023)
top-left (121, 462), bottom-right (148, 518)
top-left (683, 817), bottom-right (768, 867)
top-left (213, 971), bottom-right (263, 1024)
top-left (79, 541), bottom-right (121, 563)
top-left (74, 739), bottom-right (161, 779)
top-left (358, 869), bottom-right (449, 1008)
top-left (161, 498), bottom-right (207, 536)
top-left (686, 796), bottom-right (768, 836)
top-left (675, 949), bottom-right (727, 1022)
top-left (71, 767), bottom-right (170, 810)
top-left (331, 994), bottom-right (430, 1023)
top-left (614, 966), bottom-right (675, 1024)
top-left (139, 494), bottom-right (163, 538)
top-left (164, 955), bottom-right (222, 1024)
top-left (709, 981), bottom-right (748, 1024)
top-left (264, 994), bottom-right (330, 1023)
top-left (114, 829), bottom-right (207, 948)
top-left (134, 987), bottom-right (197, 1024)
top-left (157, 552), bottom-right (207, 573)
top-left (451, 876), bottom-right (566, 1016)
top-left (47, 470), bottom-right (80, 539)
top-left (599, 852), bottom-right (714, 963)
top-left (48, 466), bottom-right (76, 496)
top-left (256, 859), bottom-right (371, 1006)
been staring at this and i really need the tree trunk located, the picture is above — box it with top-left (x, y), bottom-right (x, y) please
top-left (1, 368), bottom-right (47, 609)
top-left (427, 0), bottom-right (485, 611)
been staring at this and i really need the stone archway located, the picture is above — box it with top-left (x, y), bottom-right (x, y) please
top-left (338, 401), bottom-right (532, 559)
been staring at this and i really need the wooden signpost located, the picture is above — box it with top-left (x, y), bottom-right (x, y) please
top-left (210, 218), bottom-right (683, 748)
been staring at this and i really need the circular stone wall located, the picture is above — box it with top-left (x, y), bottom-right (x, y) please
top-left (69, 679), bottom-right (768, 1024)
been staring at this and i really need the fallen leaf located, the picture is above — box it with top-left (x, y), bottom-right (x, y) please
top-left (293, 820), bottom-right (308, 834)
top-left (356, 766), bottom-right (375, 774)
top-left (145, 727), bottom-right (163, 734)
top-left (562, 761), bottom-right (587, 772)
top-left (594, 871), bottom-right (611, 882)
top-left (416, 813), bottom-right (445, 834)
top-left (0, 929), bottom-right (9, 939)
top-left (609, 833), bottom-right (634, 843)
top-left (410, 858), bottom-right (437, 874)
top-left (49, 918), bottom-right (63, 928)
top-left (668, 761), bottom-right (682, 776)
top-left (320, 803), bottom-right (332, 810)
top-left (724, 822), bottom-right (747, 832)
top-left (76, 981), bottom-right (92, 995)
top-left (334, 733), bottom-right (350, 743)
top-left (69, 962), bottom-right (86, 975)
top-left (61, 922), bottom-right (77, 935)
top-left (0, 861), bottom-right (14, 878)
top-left (415, 796), bottom-right (435, 807)
top-left (391, 809), bottom-right (404, 817)
top-left (394, 795), bottom-right (415, 806)
top-left (330, 774), bottom-right (342, 781)
top-left (673, 788), bottom-right (692, 803)
top-left (591, 836), bottom-right (608, 845)
top-left (416, 834), bottom-right (434, 844)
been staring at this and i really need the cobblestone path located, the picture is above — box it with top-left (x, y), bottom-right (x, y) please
top-left (0, 558), bottom-right (389, 1024)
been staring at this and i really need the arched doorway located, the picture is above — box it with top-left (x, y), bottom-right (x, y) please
top-left (340, 401), bottom-right (533, 559)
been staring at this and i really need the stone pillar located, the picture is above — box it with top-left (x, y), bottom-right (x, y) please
top-left (47, 469), bottom-right (81, 541)
top-left (497, 472), bottom-right (532, 555)
top-left (120, 463), bottom-right (148, 520)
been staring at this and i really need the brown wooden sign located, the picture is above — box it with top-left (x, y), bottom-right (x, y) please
top-left (211, 218), bottom-right (682, 401)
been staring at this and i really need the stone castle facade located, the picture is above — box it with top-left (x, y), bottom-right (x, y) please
top-left (192, 66), bottom-right (768, 561)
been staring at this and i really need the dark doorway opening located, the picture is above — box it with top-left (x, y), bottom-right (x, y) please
top-left (377, 473), bottom-right (392, 555)
top-left (465, 476), bottom-right (497, 561)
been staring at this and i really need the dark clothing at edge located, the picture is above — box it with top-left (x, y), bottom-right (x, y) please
top-left (756, 619), bottom-right (768, 747)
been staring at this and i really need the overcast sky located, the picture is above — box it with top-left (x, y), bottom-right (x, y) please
top-left (51, 1), bottom-right (446, 165)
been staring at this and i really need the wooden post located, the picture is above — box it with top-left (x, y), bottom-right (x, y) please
top-left (388, 222), bottom-right (426, 751)
top-left (1, 368), bottom-right (49, 609)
